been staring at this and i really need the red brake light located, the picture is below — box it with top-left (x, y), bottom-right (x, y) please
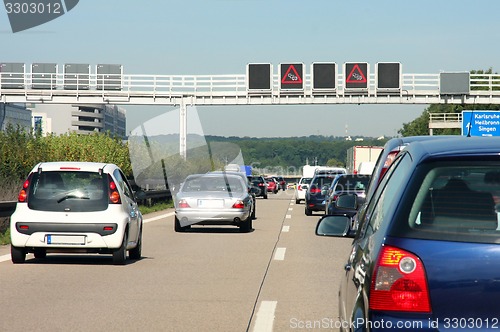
top-left (310, 188), bottom-right (321, 194)
top-left (108, 176), bottom-right (121, 204)
top-left (370, 246), bottom-right (431, 313)
top-left (232, 200), bottom-right (245, 209)
top-left (18, 179), bottom-right (30, 202)
top-left (178, 199), bottom-right (190, 208)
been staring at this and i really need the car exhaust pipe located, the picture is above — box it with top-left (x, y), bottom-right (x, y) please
top-left (234, 217), bottom-right (241, 223)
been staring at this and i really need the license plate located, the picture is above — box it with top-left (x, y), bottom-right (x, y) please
top-left (46, 235), bottom-right (86, 245)
top-left (198, 199), bottom-right (223, 208)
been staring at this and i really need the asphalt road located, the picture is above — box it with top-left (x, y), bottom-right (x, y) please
top-left (0, 190), bottom-right (353, 332)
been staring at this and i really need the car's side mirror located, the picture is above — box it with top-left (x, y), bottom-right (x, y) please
top-left (315, 214), bottom-right (355, 238)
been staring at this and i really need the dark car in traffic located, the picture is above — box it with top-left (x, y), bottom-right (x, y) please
top-left (325, 174), bottom-right (371, 215)
top-left (248, 175), bottom-right (268, 199)
top-left (316, 136), bottom-right (500, 331)
top-left (305, 170), bottom-right (345, 216)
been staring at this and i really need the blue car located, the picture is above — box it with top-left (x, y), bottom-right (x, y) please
top-left (316, 136), bottom-right (500, 331)
top-left (305, 171), bottom-right (345, 216)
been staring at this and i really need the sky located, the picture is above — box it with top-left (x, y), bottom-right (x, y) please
top-left (1, 0), bottom-right (499, 138)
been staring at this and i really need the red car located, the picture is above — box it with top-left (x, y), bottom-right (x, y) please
top-left (264, 177), bottom-right (279, 194)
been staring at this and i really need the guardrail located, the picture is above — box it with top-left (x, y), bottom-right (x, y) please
top-left (0, 201), bottom-right (17, 218)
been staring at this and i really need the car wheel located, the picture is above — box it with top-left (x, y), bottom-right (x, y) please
top-left (251, 204), bottom-right (256, 219)
top-left (264, 193), bottom-right (268, 199)
top-left (11, 245), bottom-right (26, 264)
top-left (295, 198), bottom-right (300, 204)
top-left (174, 216), bottom-right (190, 232)
top-left (239, 216), bottom-right (252, 233)
top-left (305, 207), bottom-right (312, 216)
top-left (129, 228), bottom-right (142, 260)
top-left (34, 248), bottom-right (47, 259)
top-left (112, 232), bottom-right (128, 265)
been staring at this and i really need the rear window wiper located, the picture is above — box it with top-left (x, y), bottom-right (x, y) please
top-left (57, 194), bottom-right (90, 203)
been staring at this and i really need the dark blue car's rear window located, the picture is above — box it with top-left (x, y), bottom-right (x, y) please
top-left (393, 161), bottom-right (500, 244)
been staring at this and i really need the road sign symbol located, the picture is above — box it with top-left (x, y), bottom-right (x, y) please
top-left (346, 64), bottom-right (367, 83)
top-left (281, 65), bottom-right (303, 84)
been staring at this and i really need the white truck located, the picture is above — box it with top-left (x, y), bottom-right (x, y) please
top-left (346, 146), bottom-right (383, 174)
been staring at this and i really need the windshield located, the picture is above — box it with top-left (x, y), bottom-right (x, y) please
top-left (28, 171), bottom-right (108, 212)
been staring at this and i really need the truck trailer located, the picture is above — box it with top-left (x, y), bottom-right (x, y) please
top-left (346, 146), bottom-right (383, 174)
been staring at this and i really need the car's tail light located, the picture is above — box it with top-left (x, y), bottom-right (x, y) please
top-left (178, 199), bottom-right (190, 208)
top-left (310, 188), bottom-right (321, 194)
top-left (232, 200), bottom-right (245, 209)
top-left (379, 151), bottom-right (400, 182)
top-left (370, 245), bottom-right (431, 313)
top-left (108, 175), bottom-right (121, 204)
top-left (298, 185), bottom-right (302, 190)
top-left (18, 179), bottom-right (30, 202)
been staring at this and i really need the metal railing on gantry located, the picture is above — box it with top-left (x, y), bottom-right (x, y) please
top-left (1, 70), bottom-right (500, 105)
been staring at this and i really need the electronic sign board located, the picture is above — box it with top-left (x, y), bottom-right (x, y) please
top-left (32, 63), bottom-right (57, 89)
top-left (247, 63), bottom-right (272, 91)
top-left (440, 72), bottom-right (470, 95)
top-left (280, 63), bottom-right (304, 90)
top-left (376, 62), bottom-right (401, 91)
top-left (312, 62), bottom-right (336, 91)
top-left (344, 62), bottom-right (368, 90)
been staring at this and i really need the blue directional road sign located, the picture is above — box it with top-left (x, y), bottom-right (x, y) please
top-left (462, 111), bottom-right (500, 136)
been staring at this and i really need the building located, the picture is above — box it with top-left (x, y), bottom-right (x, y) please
top-left (0, 103), bottom-right (32, 131)
top-left (28, 104), bottom-right (126, 139)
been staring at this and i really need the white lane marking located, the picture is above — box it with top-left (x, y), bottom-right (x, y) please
top-left (143, 211), bottom-right (174, 223)
top-left (0, 211), bottom-right (176, 264)
top-left (253, 301), bottom-right (277, 332)
top-left (282, 226), bottom-right (290, 232)
top-left (274, 247), bottom-right (286, 261)
top-left (285, 215), bottom-right (291, 219)
top-left (288, 207), bottom-right (293, 211)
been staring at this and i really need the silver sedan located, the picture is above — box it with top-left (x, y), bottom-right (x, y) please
top-left (174, 173), bottom-right (254, 232)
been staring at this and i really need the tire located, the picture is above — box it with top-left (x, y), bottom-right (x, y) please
top-left (251, 203), bottom-right (256, 219)
top-left (263, 193), bottom-right (268, 199)
top-left (174, 216), bottom-right (190, 232)
top-left (295, 199), bottom-right (300, 204)
top-left (11, 245), bottom-right (26, 264)
top-left (129, 228), bottom-right (142, 260)
top-left (239, 216), bottom-right (252, 233)
top-left (34, 248), bottom-right (47, 259)
top-left (305, 207), bottom-right (312, 216)
top-left (112, 232), bottom-right (128, 265)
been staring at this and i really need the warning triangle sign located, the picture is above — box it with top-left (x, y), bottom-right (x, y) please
top-left (346, 64), bottom-right (367, 83)
top-left (281, 65), bottom-right (303, 84)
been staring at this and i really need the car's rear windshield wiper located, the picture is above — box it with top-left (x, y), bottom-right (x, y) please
top-left (57, 194), bottom-right (90, 203)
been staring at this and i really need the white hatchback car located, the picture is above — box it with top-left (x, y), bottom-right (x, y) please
top-left (10, 162), bottom-right (144, 265)
top-left (294, 177), bottom-right (313, 204)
